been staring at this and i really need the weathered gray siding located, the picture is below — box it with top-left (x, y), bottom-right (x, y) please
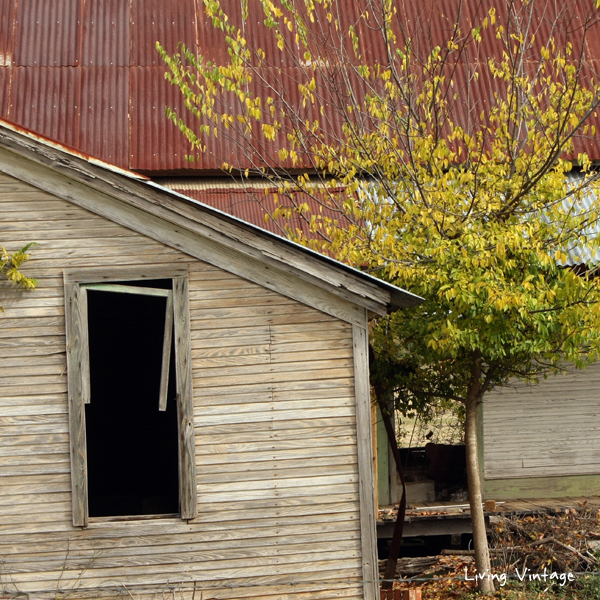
top-left (0, 172), bottom-right (364, 599)
top-left (483, 363), bottom-right (600, 499)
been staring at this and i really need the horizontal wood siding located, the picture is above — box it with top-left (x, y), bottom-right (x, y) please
top-left (483, 363), bottom-right (600, 486)
top-left (0, 173), bottom-right (364, 599)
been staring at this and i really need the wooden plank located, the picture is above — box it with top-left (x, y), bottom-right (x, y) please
top-left (197, 423), bottom-right (356, 445)
top-left (0, 527), bottom-right (359, 555)
top-left (4, 544), bottom-right (361, 577)
top-left (194, 366), bottom-right (355, 389)
top-left (84, 283), bottom-right (171, 297)
top-left (159, 291), bottom-right (174, 411)
top-left (196, 463), bottom-right (358, 485)
top-left (197, 473), bottom-right (357, 495)
top-left (198, 455), bottom-right (357, 476)
top-left (195, 434), bottom-right (356, 454)
top-left (64, 265), bottom-right (189, 284)
top-left (0, 556), bottom-right (363, 588)
top-left (63, 282), bottom-right (88, 527)
top-left (79, 285), bottom-right (90, 405)
top-left (173, 275), bottom-right (198, 519)
top-left (0, 226), bottom-right (138, 242)
top-left (352, 318), bottom-right (377, 600)
top-left (3, 538), bottom-right (361, 569)
top-left (197, 397), bottom-right (354, 417)
top-left (195, 443), bottom-right (358, 466)
top-left (194, 406), bottom-right (356, 428)
top-left (27, 253), bottom-right (191, 270)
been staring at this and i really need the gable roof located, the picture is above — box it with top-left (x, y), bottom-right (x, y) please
top-left (0, 119), bottom-right (422, 319)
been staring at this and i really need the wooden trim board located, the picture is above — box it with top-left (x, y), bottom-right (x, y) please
top-left (352, 315), bottom-right (378, 600)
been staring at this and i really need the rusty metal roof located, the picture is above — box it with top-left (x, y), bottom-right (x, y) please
top-left (159, 177), bottom-right (352, 238)
top-left (0, 0), bottom-right (599, 176)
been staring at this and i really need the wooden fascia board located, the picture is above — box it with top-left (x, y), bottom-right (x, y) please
top-left (0, 129), bottom-right (400, 316)
top-left (0, 145), bottom-right (369, 327)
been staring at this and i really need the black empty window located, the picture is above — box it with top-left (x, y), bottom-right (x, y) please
top-left (85, 282), bottom-right (179, 518)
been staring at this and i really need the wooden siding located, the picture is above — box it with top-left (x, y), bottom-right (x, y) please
top-left (483, 363), bottom-right (600, 487)
top-left (0, 172), bottom-right (365, 599)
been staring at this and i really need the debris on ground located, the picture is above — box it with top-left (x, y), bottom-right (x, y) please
top-left (378, 503), bottom-right (600, 598)
top-left (488, 501), bottom-right (600, 574)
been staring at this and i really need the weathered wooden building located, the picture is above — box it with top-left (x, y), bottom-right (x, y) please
top-left (481, 363), bottom-right (600, 501)
top-left (0, 122), bottom-right (422, 600)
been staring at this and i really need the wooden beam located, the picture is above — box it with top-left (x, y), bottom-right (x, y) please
top-left (352, 316), bottom-right (378, 600)
top-left (173, 275), bottom-right (198, 519)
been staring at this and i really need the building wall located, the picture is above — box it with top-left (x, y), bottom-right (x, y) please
top-left (0, 172), bottom-right (364, 599)
top-left (483, 363), bottom-right (600, 500)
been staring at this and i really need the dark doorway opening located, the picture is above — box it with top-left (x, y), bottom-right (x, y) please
top-left (85, 279), bottom-right (179, 518)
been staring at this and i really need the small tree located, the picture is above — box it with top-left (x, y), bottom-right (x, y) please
top-left (161, 0), bottom-right (600, 593)
top-left (1, 244), bottom-right (36, 310)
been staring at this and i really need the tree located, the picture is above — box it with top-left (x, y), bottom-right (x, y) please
top-left (160, 0), bottom-right (600, 593)
top-left (1, 244), bottom-right (37, 310)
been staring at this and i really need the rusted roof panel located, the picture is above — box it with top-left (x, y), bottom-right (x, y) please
top-left (129, 66), bottom-right (213, 172)
top-left (13, 0), bottom-right (81, 66)
top-left (0, 67), bottom-right (11, 119)
top-left (1, 0), bottom-right (600, 176)
top-left (0, 0), bottom-right (15, 66)
top-left (9, 66), bottom-right (81, 149)
top-left (162, 178), bottom-right (352, 241)
top-left (131, 0), bottom-right (198, 67)
top-left (79, 67), bottom-right (129, 168)
top-left (81, 0), bottom-right (129, 67)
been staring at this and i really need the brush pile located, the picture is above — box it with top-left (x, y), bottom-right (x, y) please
top-left (488, 502), bottom-right (600, 574)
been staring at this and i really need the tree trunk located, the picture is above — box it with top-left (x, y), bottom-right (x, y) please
top-left (465, 356), bottom-right (494, 595)
top-left (377, 397), bottom-right (407, 588)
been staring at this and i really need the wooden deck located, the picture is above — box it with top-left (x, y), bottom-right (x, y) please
top-left (377, 496), bottom-right (600, 538)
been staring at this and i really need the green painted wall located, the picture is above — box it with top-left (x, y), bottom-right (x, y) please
top-left (485, 474), bottom-right (600, 500)
top-left (376, 405), bottom-right (390, 506)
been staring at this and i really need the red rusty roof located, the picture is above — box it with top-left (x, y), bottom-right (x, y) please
top-left (0, 1), bottom-right (599, 180)
top-left (159, 177), bottom-right (353, 238)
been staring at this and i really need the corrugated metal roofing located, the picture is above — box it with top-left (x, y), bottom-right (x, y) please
top-left (129, 66), bottom-right (209, 172)
top-left (79, 66), bottom-right (129, 166)
top-left (14, 0), bottom-right (81, 66)
top-left (160, 177), bottom-right (353, 239)
top-left (81, 0), bottom-right (129, 67)
top-left (9, 66), bottom-right (81, 149)
top-left (130, 0), bottom-right (198, 67)
top-left (0, 0), bottom-right (599, 177)
top-left (0, 0), bottom-right (15, 66)
top-left (0, 67), bottom-right (10, 116)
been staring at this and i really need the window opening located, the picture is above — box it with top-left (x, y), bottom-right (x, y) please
top-left (85, 280), bottom-right (179, 518)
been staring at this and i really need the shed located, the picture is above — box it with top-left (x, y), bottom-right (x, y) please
top-left (0, 121), bottom-right (422, 599)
